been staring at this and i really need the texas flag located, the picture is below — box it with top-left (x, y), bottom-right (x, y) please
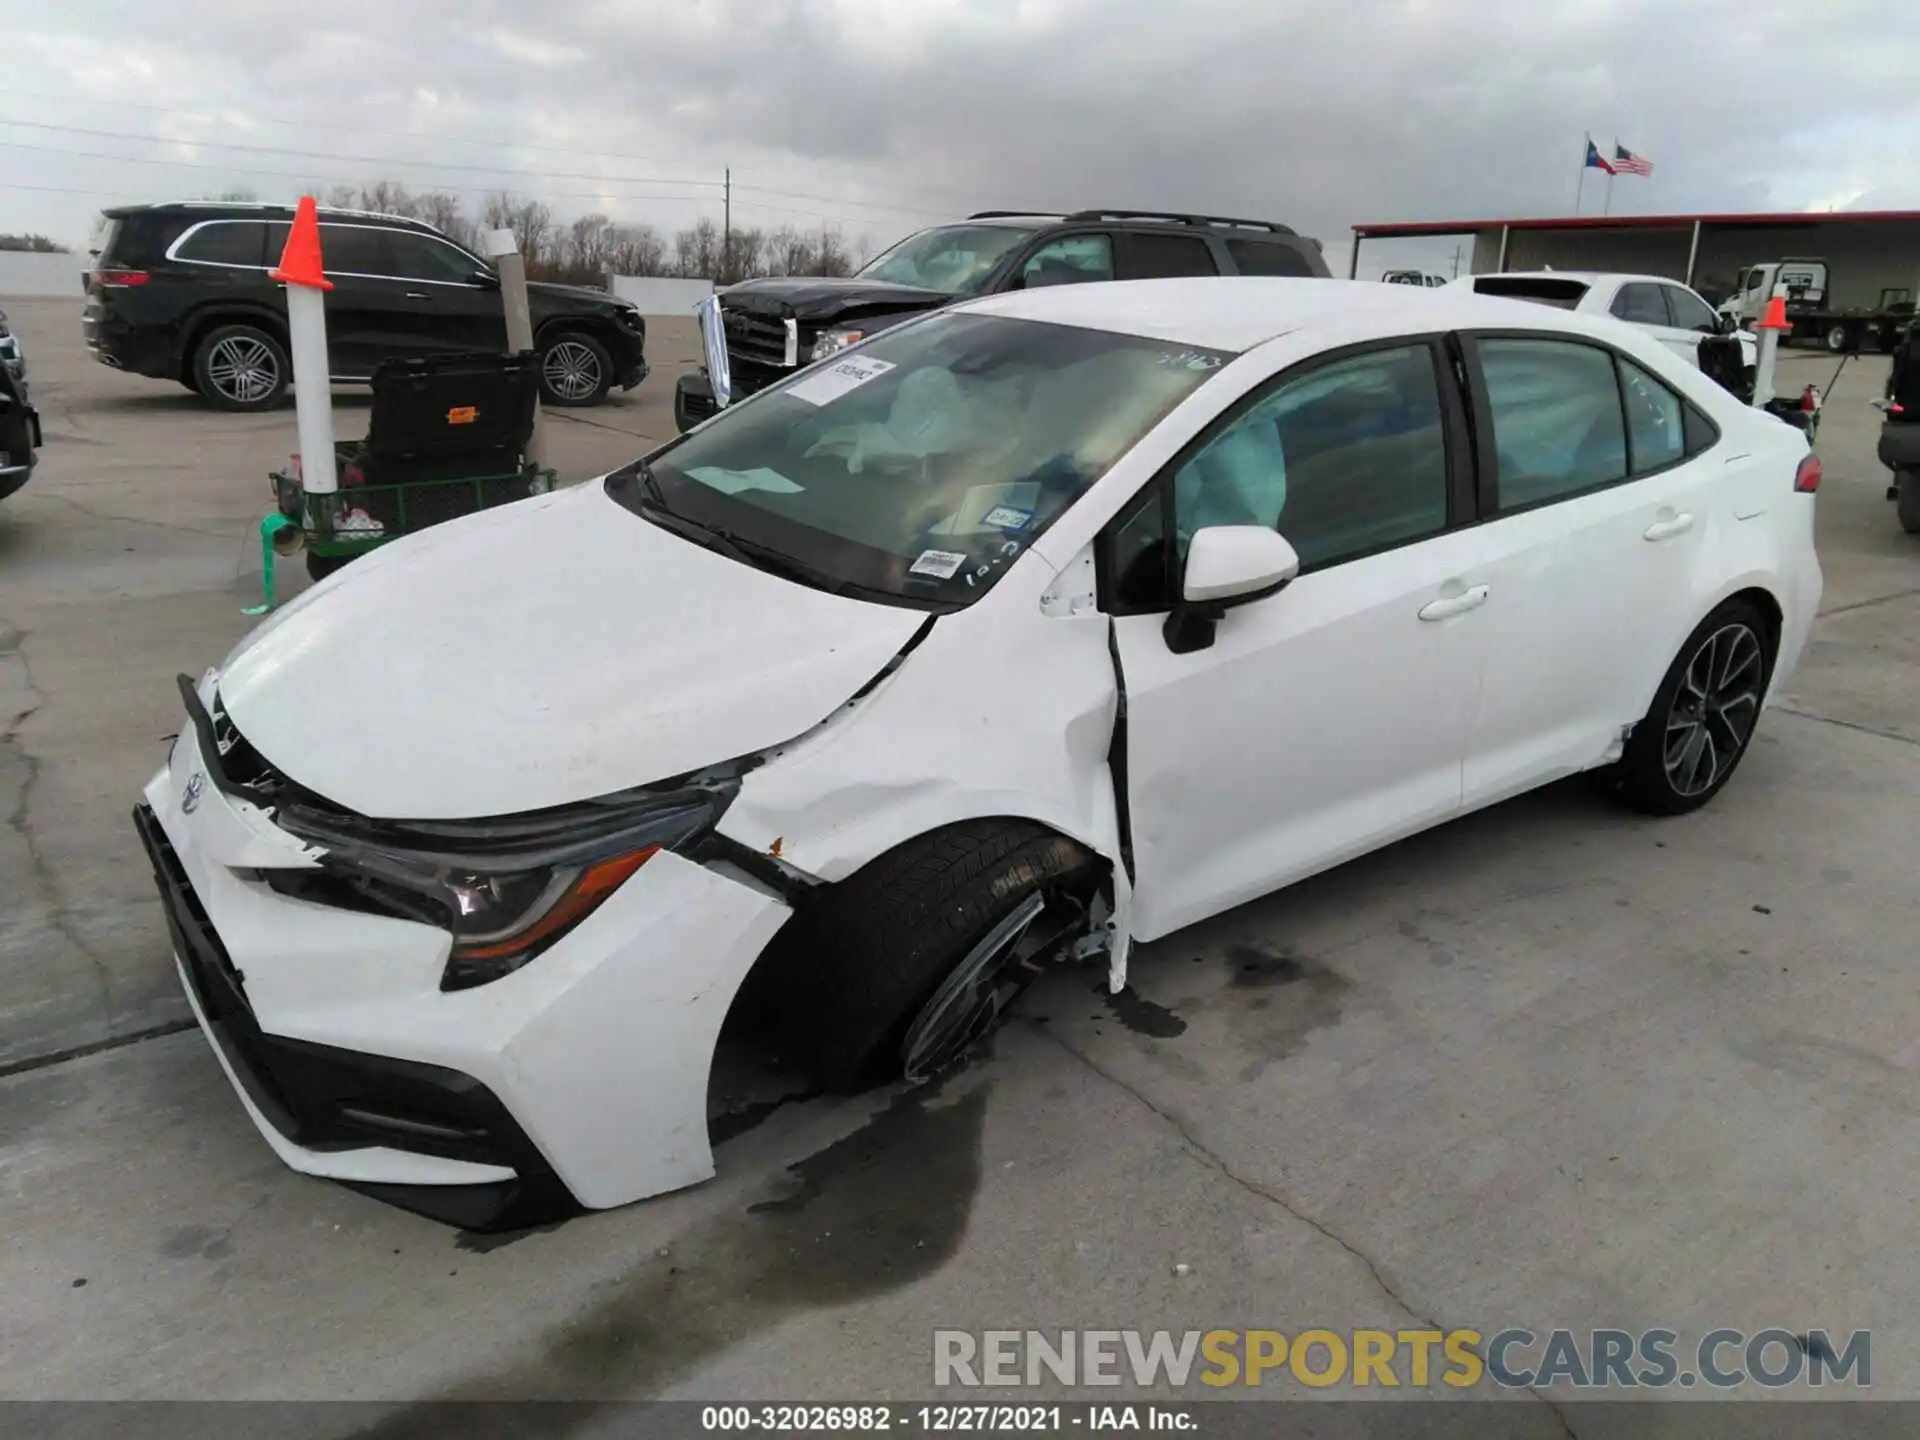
top-left (1585, 139), bottom-right (1617, 175)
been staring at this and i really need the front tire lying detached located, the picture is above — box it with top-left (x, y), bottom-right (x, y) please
top-left (1612, 599), bottom-right (1775, 816)
top-left (193, 323), bottom-right (288, 412)
top-left (745, 819), bottom-right (1100, 1091)
top-left (538, 331), bottom-right (613, 406)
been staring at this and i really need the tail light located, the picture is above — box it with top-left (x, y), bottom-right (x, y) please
top-left (92, 269), bottom-right (149, 288)
top-left (1892, 401), bottom-right (1907, 416)
top-left (1794, 454), bottom-right (1822, 493)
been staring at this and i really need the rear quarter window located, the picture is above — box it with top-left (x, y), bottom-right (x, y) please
top-left (98, 213), bottom-right (182, 268)
top-left (1225, 238), bottom-right (1315, 277)
top-left (174, 221), bottom-right (268, 268)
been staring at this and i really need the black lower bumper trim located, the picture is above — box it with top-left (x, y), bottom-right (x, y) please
top-left (132, 803), bottom-right (581, 1232)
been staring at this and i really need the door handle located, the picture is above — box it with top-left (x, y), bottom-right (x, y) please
top-left (404, 291), bottom-right (429, 300)
top-left (1418, 584), bottom-right (1490, 622)
top-left (1643, 512), bottom-right (1695, 542)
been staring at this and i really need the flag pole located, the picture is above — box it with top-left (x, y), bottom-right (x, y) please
top-left (1576, 132), bottom-right (1588, 214)
top-left (1605, 135), bottom-right (1615, 216)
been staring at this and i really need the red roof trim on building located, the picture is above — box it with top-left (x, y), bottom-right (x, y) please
top-left (1352, 210), bottom-right (1920, 238)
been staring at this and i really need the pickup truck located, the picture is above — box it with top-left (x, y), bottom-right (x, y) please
top-left (674, 209), bottom-right (1331, 432)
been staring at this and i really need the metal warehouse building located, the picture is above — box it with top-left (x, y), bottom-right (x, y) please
top-left (1348, 210), bottom-right (1920, 313)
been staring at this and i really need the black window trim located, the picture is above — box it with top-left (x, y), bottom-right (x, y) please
top-left (1456, 328), bottom-right (1721, 520)
top-left (1095, 331), bottom-right (1473, 617)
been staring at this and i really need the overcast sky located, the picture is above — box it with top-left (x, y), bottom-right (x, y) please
top-left (3, 0), bottom-right (1917, 277)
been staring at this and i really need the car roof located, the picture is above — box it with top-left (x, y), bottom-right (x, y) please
top-left (1454, 270), bottom-right (1694, 290)
top-left (956, 276), bottom-right (1661, 353)
top-left (102, 200), bottom-right (445, 232)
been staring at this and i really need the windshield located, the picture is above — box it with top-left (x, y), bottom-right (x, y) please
top-left (611, 312), bottom-right (1231, 608)
top-left (854, 224), bottom-right (1038, 295)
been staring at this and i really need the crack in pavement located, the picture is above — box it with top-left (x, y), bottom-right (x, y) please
top-left (1775, 707), bottom-right (1919, 749)
top-left (1816, 585), bottom-right (1920, 620)
top-left (1, 621), bottom-right (118, 1013)
top-left (50, 492), bottom-right (239, 542)
top-left (1036, 1024), bottom-right (1578, 1439)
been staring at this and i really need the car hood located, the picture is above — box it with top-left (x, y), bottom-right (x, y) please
top-left (527, 280), bottom-right (626, 310)
top-left (216, 482), bottom-right (927, 820)
top-left (721, 276), bottom-right (950, 321)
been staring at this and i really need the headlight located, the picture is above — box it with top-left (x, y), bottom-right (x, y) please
top-left (276, 785), bottom-right (733, 991)
top-left (809, 326), bottom-right (867, 362)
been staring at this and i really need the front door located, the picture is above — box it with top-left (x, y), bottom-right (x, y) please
top-left (1611, 281), bottom-right (1699, 364)
top-left (1105, 339), bottom-right (1487, 940)
top-left (381, 230), bottom-right (508, 356)
top-left (308, 222), bottom-right (409, 379)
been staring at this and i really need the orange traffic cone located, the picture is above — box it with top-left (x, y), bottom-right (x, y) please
top-left (1756, 294), bottom-right (1789, 331)
top-left (270, 195), bottom-right (333, 292)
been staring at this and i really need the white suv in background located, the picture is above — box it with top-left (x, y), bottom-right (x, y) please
top-left (1450, 271), bottom-right (1757, 372)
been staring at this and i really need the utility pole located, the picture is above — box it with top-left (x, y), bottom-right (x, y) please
top-left (1451, 244), bottom-right (1463, 279)
top-left (722, 167), bottom-right (731, 284)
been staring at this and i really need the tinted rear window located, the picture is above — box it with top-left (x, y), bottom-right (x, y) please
top-left (175, 221), bottom-right (267, 268)
top-left (1471, 276), bottom-right (1591, 310)
top-left (1226, 238), bottom-right (1314, 277)
top-left (97, 213), bottom-right (181, 267)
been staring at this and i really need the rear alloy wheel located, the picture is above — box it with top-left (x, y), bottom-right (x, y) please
top-left (538, 332), bottom-right (612, 406)
top-left (1612, 601), bottom-right (1774, 816)
top-left (193, 323), bottom-right (288, 412)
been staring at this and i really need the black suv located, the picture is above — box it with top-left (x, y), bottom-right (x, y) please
top-left (83, 202), bottom-right (649, 411)
top-left (675, 209), bottom-right (1329, 431)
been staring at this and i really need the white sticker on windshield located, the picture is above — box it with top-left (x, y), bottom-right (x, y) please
top-left (785, 354), bottom-right (897, 407)
top-left (908, 548), bottom-right (968, 580)
top-left (686, 465), bottom-right (805, 495)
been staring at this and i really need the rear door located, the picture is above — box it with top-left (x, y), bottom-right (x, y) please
top-left (381, 231), bottom-right (507, 355)
top-left (1222, 236), bottom-right (1319, 277)
top-left (308, 222), bottom-right (409, 377)
top-left (1609, 281), bottom-right (1698, 362)
top-left (1659, 283), bottom-right (1725, 364)
top-left (1454, 332), bottom-right (1725, 807)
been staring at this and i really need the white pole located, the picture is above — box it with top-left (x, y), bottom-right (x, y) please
top-left (286, 283), bottom-right (337, 494)
top-left (485, 227), bottom-right (546, 468)
top-left (1751, 283), bottom-right (1790, 409)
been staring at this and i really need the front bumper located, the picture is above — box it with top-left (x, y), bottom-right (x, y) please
top-left (138, 721), bottom-right (792, 1227)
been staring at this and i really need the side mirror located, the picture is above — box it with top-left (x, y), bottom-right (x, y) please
top-left (1715, 312), bottom-right (1738, 336)
top-left (1163, 526), bottom-right (1300, 655)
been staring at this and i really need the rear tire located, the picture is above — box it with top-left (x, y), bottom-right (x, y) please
top-left (1611, 600), bottom-right (1775, 816)
top-left (538, 331), bottom-right (613, 407)
top-left (1899, 470), bottom-right (1920, 534)
top-left (192, 323), bottom-right (288, 412)
top-left (1826, 323), bottom-right (1851, 353)
top-left (742, 820), bottom-right (1100, 1091)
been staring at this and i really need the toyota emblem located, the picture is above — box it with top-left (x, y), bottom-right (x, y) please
top-left (181, 772), bottom-right (206, 814)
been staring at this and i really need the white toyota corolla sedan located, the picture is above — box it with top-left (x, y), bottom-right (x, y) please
top-left (137, 279), bottom-right (1822, 1229)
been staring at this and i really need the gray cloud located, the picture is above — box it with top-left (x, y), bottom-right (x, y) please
top-left (4, 0), bottom-right (1918, 264)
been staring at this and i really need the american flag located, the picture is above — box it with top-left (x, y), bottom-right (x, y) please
top-left (1613, 144), bottom-right (1654, 176)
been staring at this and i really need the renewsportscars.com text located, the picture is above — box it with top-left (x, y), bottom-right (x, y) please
top-left (933, 1328), bottom-right (1870, 1390)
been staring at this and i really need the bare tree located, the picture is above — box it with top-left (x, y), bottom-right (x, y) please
top-left (608, 223), bottom-right (667, 277)
top-left (418, 192), bottom-right (477, 249)
top-left (483, 191), bottom-right (554, 263)
top-left (815, 225), bottom-right (852, 277)
top-left (357, 180), bottom-right (422, 219)
top-left (325, 184), bottom-right (361, 209)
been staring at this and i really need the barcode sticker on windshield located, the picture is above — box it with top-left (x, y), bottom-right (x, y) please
top-left (908, 549), bottom-right (968, 580)
top-left (785, 354), bottom-right (896, 407)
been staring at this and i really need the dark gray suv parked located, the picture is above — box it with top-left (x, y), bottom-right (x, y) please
top-left (83, 202), bottom-right (649, 411)
top-left (676, 209), bottom-right (1330, 431)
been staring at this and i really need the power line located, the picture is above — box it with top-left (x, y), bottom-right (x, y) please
top-left (0, 85), bottom-right (988, 211)
top-left (0, 115), bottom-right (953, 219)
